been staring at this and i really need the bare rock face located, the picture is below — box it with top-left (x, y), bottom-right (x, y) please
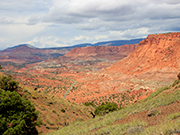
top-left (108, 32), bottom-right (180, 75)
top-left (65, 32), bottom-right (180, 105)
top-left (65, 44), bottom-right (138, 59)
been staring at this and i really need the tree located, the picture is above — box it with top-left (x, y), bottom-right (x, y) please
top-left (0, 89), bottom-right (39, 135)
top-left (178, 73), bottom-right (180, 80)
top-left (94, 102), bottom-right (118, 116)
top-left (84, 102), bottom-right (96, 107)
top-left (0, 75), bottom-right (19, 91)
top-left (0, 65), bottom-right (2, 69)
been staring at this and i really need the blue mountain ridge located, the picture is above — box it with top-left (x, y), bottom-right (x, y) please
top-left (3, 38), bottom-right (144, 51)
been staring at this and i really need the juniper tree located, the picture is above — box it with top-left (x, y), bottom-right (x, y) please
top-left (0, 89), bottom-right (39, 135)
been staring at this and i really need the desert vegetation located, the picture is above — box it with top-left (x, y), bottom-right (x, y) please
top-left (0, 65), bottom-right (95, 134)
top-left (46, 79), bottom-right (180, 135)
top-left (0, 75), bottom-right (19, 91)
top-left (0, 71), bottom-right (41, 135)
top-left (94, 102), bottom-right (118, 116)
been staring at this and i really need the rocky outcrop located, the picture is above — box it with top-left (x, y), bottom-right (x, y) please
top-left (65, 45), bottom-right (138, 58)
top-left (108, 32), bottom-right (180, 75)
top-left (66, 32), bottom-right (180, 105)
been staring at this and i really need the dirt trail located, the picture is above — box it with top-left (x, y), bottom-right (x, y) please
top-left (63, 81), bottom-right (76, 99)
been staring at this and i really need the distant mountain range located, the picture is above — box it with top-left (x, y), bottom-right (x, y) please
top-left (0, 38), bottom-right (144, 65)
top-left (2, 38), bottom-right (144, 51)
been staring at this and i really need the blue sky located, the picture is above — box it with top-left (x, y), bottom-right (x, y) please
top-left (0, 0), bottom-right (180, 49)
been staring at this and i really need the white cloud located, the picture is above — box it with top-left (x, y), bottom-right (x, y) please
top-left (73, 35), bottom-right (90, 41)
top-left (0, 23), bottom-right (45, 48)
top-left (0, 17), bottom-right (13, 25)
top-left (0, 0), bottom-right (52, 13)
top-left (95, 35), bottom-right (108, 40)
top-left (27, 36), bottom-right (69, 48)
top-left (0, 0), bottom-right (180, 49)
top-left (27, 16), bottom-right (40, 25)
top-left (42, 0), bottom-right (180, 33)
top-left (109, 28), bottom-right (149, 40)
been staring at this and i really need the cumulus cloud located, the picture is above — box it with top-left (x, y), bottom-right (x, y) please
top-left (0, 0), bottom-right (52, 13)
top-left (0, 0), bottom-right (180, 49)
top-left (0, 23), bottom-right (45, 49)
top-left (27, 36), bottom-right (68, 48)
top-left (44, 0), bottom-right (180, 22)
top-left (42, 0), bottom-right (180, 33)
top-left (27, 16), bottom-right (40, 25)
top-left (0, 17), bottom-right (13, 25)
top-left (43, 0), bottom-right (136, 24)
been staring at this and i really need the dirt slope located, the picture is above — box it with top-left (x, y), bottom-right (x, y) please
top-left (66, 32), bottom-right (180, 105)
top-left (65, 45), bottom-right (138, 58)
top-left (46, 80), bottom-right (180, 135)
top-left (108, 32), bottom-right (180, 75)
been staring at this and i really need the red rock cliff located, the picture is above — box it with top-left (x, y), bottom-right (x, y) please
top-left (65, 44), bottom-right (138, 57)
top-left (108, 32), bottom-right (180, 75)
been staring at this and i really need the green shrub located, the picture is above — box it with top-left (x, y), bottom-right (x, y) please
top-left (172, 80), bottom-right (180, 87)
top-left (32, 94), bottom-right (38, 99)
top-left (61, 108), bottom-right (66, 113)
top-left (52, 110), bottom-right (57, 113)
top-left (94, 102), bottom-right (118, 115)
top-left (84, 102), bottom-right (96, 107)
top-left (47, 101), bottom-right (53, 106)
top-left (0, 75), bottom-right (19, 91)
top-left (175, 85), bottom-right (180, 89)
top-left (0, 89), bottom-right (40, 135)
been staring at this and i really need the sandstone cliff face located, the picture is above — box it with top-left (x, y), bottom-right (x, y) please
top-left (65, 45), bottom-right (138, 58)
top-left (65, 32), bottom-right (180, 104)
top-left (108, 32), bottom-right (180, 75)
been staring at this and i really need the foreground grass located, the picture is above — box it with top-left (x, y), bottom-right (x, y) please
top-left (47, 82), bottom-right (180, 135)
top-left (143, 119), bottom-right (180, 135)
top-left (142, 86), bottom-right (169, 102)
top-left (47, 119), bottom-right (147, 135)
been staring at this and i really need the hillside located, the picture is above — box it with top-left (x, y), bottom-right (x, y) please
top-left (0, 44), bottom-right (71, 64)
top-left (65, 44), bottom-right (138, 58)
top-left (3, 33), bottom-right (180, 106)
top-left (46, 79), bottom-right (180, 135)
top-left (20, 85), bottom-right (94, 134)
top-left (30, 44), bottom-right (138, 76)
top-left (1, 32), bottom-right (180, 135)
top-left (108, 32), bottom-right (180, 75)
top-left (1, 44), bottom-right (138, 104)
top-left (64, 32), bottom-right (180, 105)
top-left (0, 72), bottom-right (94, 135)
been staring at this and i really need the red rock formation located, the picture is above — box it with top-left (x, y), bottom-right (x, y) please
top-left (65, 45), bottom-right (138, 58)
top-left (108, 32), bottom-right (180, 75)
top-left (66, 32), bottom-right (180, 104)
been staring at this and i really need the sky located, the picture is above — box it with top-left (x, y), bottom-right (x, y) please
top-left (0, 0), bottom-right (180, 49)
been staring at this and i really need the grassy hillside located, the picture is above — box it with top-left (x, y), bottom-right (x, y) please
top-left (47, 79), bottom-right (180, 135)
top-left (0, 71), bottom-right (95, 134)
top-left (19, 84), bottom-right (95, 134)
